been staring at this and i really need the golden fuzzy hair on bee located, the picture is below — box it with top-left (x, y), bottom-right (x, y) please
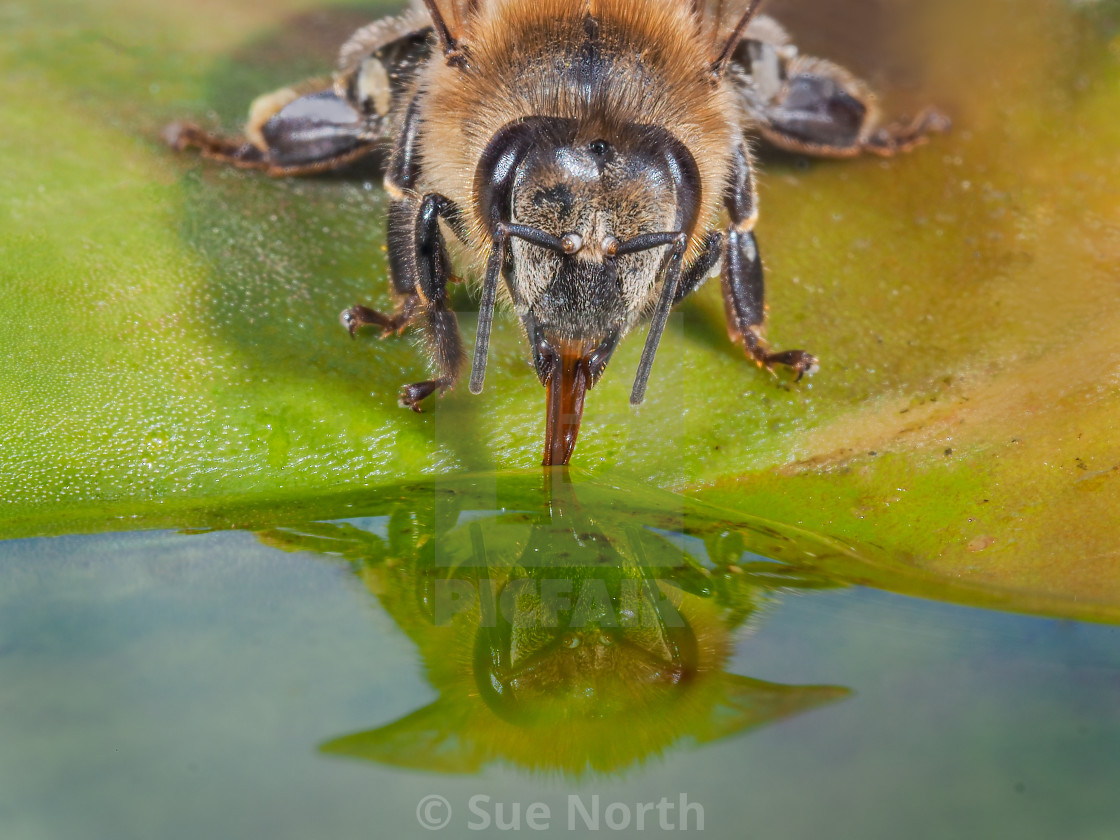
top-left (416, 0), bottom-right (760, 265)
top-left (422, 0), bottom-right (764, 60)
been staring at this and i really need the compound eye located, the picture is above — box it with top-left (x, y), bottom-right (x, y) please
top-left (561, 233), bottom-right (583, 254)
top-left (602, 235), bottom-right (619, 258)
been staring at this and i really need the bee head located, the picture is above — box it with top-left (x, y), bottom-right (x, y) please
top-left (474, 117), bottom-right (701, 465)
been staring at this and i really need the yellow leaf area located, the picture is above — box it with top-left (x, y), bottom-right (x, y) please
top-left (693, 0), bottom-right (1120, 618)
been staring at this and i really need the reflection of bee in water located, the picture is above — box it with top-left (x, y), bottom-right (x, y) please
top-left (166, 0), bottom-right (948, 465)
top-left (255, 472), bottom-right (852, 775)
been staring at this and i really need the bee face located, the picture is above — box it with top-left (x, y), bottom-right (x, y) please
top-left (475, 569), bottom-right (700, 723)
top-left (471, 114), bottom-right (703, 465)
top-left (504, 125), bottom-right (699, 346)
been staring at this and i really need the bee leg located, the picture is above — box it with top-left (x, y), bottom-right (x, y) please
top-left (341, 194), bottom-right (463, 412)
top-left (373, 191), bottom-right (464, 413)
top-left (353, 93), bottom-right (462, 412)
top-left (722, 228), bottom-right (819, 380)
top-left (746, 55), bottom-right (949, 159)
top-left (722, 145), bottom-right (818, 380)
top-left (337, 92), bottom-right (463, 412)
top-left (340, 296), bottom-right (419, 338)
top-left (163, 122), bottom-right (268, 169)
top-left (862, 108), bottom-right (953, 157)
top-left (164, 83), bottom-right (380, 176)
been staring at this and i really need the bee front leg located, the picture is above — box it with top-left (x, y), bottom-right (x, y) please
top-left (673, 231), bottom-right (724, 304)
top-left (343, 191), bottom-right (464, 413)
top-left (722, 145), bottom-right (818, 380)
top-left (339, 296), bottom-right (419, 338)
top-left (343, 93), bottom-right (463, 412)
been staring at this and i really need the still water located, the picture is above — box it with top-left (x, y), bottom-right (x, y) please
top-left (1, 473), bottom-right (1117, 839)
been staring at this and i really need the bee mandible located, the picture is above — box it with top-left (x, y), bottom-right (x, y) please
top-left (166, 0), bottom-right (948, 465)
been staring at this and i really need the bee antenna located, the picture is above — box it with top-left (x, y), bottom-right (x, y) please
top-left (421, 0), bottom-right (466, 63)
top-left (710, 0), bottom-right (764, 77)
top-left (470, 227), bottom-right (509, 394)
top-left (630, 234), bottom-right (686, 406)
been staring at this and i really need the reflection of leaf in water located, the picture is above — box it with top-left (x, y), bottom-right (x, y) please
top-left (242, 471), bottom-right (1120, 622)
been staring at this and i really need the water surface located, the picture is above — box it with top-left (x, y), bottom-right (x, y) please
top-left (2, 475), bottom-right (1117, 839)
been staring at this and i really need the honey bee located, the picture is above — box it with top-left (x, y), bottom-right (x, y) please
top-left (166, 0), bottom-right (947, 466)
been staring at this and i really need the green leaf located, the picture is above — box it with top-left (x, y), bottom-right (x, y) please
top-left (2, 0), bottom-right (1118, 619)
